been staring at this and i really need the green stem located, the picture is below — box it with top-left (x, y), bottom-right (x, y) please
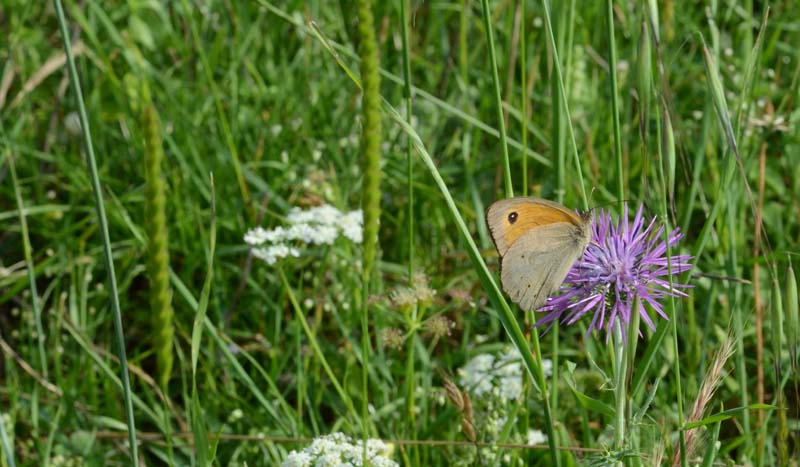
top-left (399, 0), bottom-right (419, 463)
top-left (613, 319), bottom-right (627, 464)
top-left (655, 102), bottom-right (686, 467)
top-left (606, 0), bottom-right (624, 204)
top-left (541, 0), bottom-right (588, 211)
top-left (5, 150), bottom-right (48, 380)
top-left (52, 0), bottom-right (139, 464)
top-left (479, 0), bottom-right (513, 198)
top-left (520, 0), bottom-right (528, 196)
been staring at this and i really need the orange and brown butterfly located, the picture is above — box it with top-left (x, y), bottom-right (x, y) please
top-left (486, 197), bottom-right (592, 311)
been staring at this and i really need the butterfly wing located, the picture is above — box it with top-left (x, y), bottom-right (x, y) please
top-left (500, 223), bottom-right (588, 311)
top-left (487, 197), bottom-right (584, 256)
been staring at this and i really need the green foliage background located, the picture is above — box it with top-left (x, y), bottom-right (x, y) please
top-left (1, 0), bottom-right (799, 465)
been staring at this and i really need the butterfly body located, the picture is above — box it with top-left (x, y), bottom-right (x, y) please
top-left (487, 197), bottom-right (592, 311)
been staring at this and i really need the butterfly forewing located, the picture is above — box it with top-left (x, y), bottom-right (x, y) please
top-left (487, 197), bottom-right (583, 256)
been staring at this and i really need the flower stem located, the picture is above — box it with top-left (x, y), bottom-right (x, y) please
top-left (605, 0), bottom-right (625, 205)
top-left (613, 318), bottom-right (627, 463)
top-left (479, 0), bottom-right (513, 198)
top-left (398, 1), bottom-right (418, 462)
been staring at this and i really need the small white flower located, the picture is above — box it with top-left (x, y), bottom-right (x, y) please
top-left (340, 210), bottom-right (363, 243)
top-left (252, 244), bottom-right (300, 264)
top-left (271, 124), bottom-right (283, 136)
top-left (247, 205), bottom-right (363, 265)
top-left (228, 409), bottom-right (244, 421)
top-left (527, 429), bottom-right (547, 445)
top-left (281, 433), bottom-right (397, 467)
top-left (459, 347), bottom-right (525, 401)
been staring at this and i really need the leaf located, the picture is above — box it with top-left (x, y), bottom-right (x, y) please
top-left (191, 174), bottom-right (216, 376)
top-left (564, 361), bottom-right (614, 418)
top-left (683, 404), bottom-right (773, 429)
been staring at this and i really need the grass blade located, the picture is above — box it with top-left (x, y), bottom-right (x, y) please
top-left (605, 0), bottom-right (624, 204)
top-left (52, 1), bottom-right (139, 463)
top-left (386, 104), bottom-right (560, 462)
top-left (0, 407), bottom-right (14, 467)
top-left (191, 175), bottom-right (216, 377)
top-left (5, 149), bottom-right (47, 379)
top-left (479, 0), bottom-right (513, 197)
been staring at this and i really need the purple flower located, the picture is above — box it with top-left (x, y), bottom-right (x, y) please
top-left (537, 204), bottom-right (692, 338)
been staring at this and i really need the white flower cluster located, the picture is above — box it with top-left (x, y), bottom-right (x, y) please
top-left (459, 347), bottom-right (553, 402)
top-left (244, 205), bottom-right (363, 264)
top-left (281, 432), bottom-right (398, 467)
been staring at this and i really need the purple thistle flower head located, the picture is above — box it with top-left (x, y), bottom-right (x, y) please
top-left (537, 204), bottom-right (692, 339)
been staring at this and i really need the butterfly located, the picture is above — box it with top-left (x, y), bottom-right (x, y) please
top-left (487, 197), bottom-right (592, 311)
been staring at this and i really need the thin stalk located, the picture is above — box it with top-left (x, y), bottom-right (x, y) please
top-left (399, 0), bottom-right (419, 463)
top-left (5, 149), bottom-right (47, 380)
top-left (520, 0), bottom-right (528, 196)
top-left (655, 105), bottom-right (686, 467)
top-left (279, 268), bottom-right (361, 424)
top-left (479, 0), bottom-right (513, 198)
top-left (605, 0), bottom-right (624, 204)
top-left (613, 319), bottom-right (627, 464)
top-left (52, 1), bottom-right (139, 464)
top-left (541, 0), bottom-right (588, 210)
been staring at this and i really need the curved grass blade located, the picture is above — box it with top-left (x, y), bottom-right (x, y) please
top-left (386, 104), bottom-right (560, 462)
top-left (683, 404), bottom-right (773, 429)
top-left (291, 6), bottom-right (561, 460)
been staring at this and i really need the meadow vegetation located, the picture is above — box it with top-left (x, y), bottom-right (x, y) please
top-left (1, 1), bottom-right (799, 465)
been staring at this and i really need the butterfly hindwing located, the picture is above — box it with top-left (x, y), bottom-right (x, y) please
top-left (500, 223), bottom-right (585, 311)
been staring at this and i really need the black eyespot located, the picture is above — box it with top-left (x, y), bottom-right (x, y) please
top-left (508, 211), bottom-right (518, 224)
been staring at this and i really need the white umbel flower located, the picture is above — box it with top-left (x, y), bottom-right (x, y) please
top-left (244, 204), bottom-right (363, 265)
top-left (281, 432), bottom-right (397, 467)
top-left (459, 347), bottom-right (551, 402)
top-left (252, 244), bottom-right (300, 265)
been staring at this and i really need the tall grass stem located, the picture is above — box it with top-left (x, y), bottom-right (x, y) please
top-left (52, 1), bottom-right (139, 463)
top-left (399, 0), bottom-right (420, 462)
top-left (605, 0), bottom-right (625, 204)
top-left (541, 0), bottom-right (588, 210)
top-left (479, 0), bottom-right (513, 198)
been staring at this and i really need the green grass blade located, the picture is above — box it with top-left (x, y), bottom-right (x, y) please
top-left (605, 0), bottom-right (624, 204)
top-left (5, 150), bottom-right (47, 380)
top-left (479, 0), bottom-right (513, 197)
top-left (170, 270), bottom-right (292, 434)
top-left (52, 1), bottom-right (139, 463)
top-left (191, 176), bottom-right (216, 376)
top-left (0, 407), bottom-right (14, 467)
top-left (541, 0), bottom-right (588, 211)
top-left (386, 104), bottom-right (560, 462)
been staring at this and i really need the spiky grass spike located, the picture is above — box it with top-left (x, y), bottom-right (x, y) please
top-left (143, 90), bottom-right (174, 392)
top-left (672, 336), bottom-right (734, 467)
